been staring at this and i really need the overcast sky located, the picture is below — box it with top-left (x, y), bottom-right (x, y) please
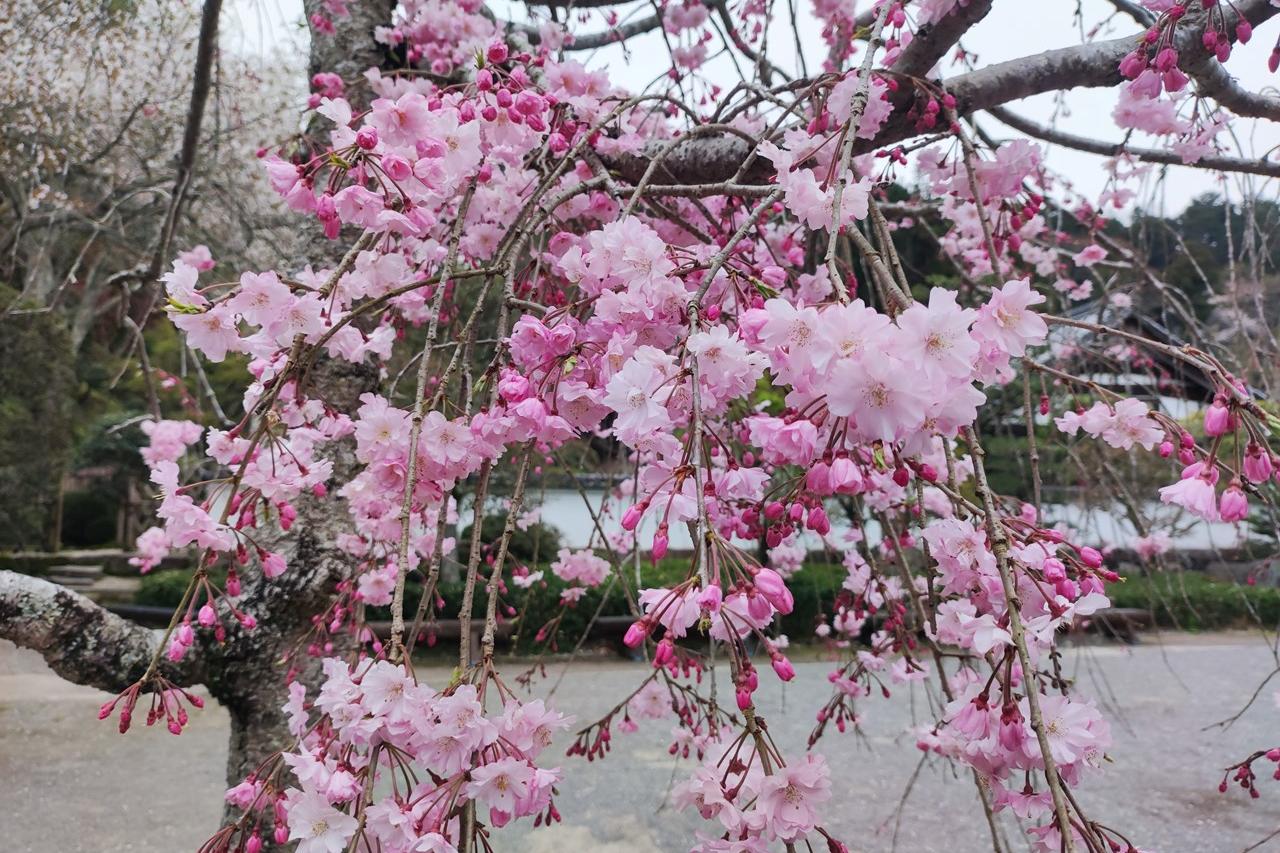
top-left (226, 0), bottom-right (1280, 216)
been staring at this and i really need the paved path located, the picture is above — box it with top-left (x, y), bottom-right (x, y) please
top-left (1, 634), bottom-right (1277, 852)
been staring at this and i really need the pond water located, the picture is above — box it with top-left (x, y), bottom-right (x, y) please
top-left (524, 488), bottom-right (1253, 552)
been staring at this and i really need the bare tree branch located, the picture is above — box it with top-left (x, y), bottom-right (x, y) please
top-left (986, 105), bottom-right (1280, 178)
top-left (144, 0), bottom-right (224, 288)
top-left (1186, 52), bottom-right (1280, 121)
top-left (893, 0), bottom-right (993, 78)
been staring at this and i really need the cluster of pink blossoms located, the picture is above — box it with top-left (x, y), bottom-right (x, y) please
top-left (116, 0), bottom-right (1280, 848)
top-left (213, 659), bottom-right (573, 853)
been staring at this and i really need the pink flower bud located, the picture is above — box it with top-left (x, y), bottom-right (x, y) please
top-left (1081, 575), bottom-right (1105, 595)
top-left (806, 506), bottom-right (831, 535)
top-left (653, 637), bottom-right (675, 667)
top-left (355, 127), bottom-right (378, 149)
top-left (621, 504), bottom-right (645, 531)
top-left (771, 655), bottom-right (795, 681)
top-left (1237, 20), bottom-right (1252, 43)
top-left (736, 688), bottom-right (752, 710)
top-left (1159, 440), bottom-right (1174, 458)
top-left (1243, 443), bottom-right (1273, 483)
top-left (764, 501), bottom-right (785, 520)
top-left (754, 568), bottom-right (794, 614)
top-left (1204, 397), bottom-right (1233, 437)
top-left (623, 620), bottom-right (649, 648)
top-left (514, 91), bottom-right (543, 116)
top-left (198, 604), bottom-right (217, 627)
top-left (651, 529), bottom-right (669, 562)
top-left (1078, 546), bottom-right (1103, 568)
top-left (245, 834), bottom-right (263, 853)
top-left (1219, 481), bottom-right (1249, 522)
top-left (1119, 50), bottom-right (1146, 79)
top-left (1042, 558), bottom-right (1067, 583)
top-left (697, 583), bottom-right (722, 612)
top-left (486, 39), bottom-right (509, 64)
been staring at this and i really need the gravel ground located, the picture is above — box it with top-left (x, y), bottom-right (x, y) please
top-left (1, 633), bottom-right (1277, 853)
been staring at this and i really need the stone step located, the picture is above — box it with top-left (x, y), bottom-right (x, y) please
top-left (48, 576), bottom-right (97, 589)
top-left (47, 564), bottom-right (104, 590)
top-left (48, 563), bottom-right (104, 579)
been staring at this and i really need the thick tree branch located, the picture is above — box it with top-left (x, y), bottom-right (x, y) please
top-left (600, 0), bottom-right (1280, 184)
top-left (1186, 52), bottom-right (1280, 121)
top-left (0, 571), bottom-right (199, 693)
top-left (567, 13), bottom-right (663, 50)
top-left (893, 0), bottom-right (993, 78)
top-left (986, 105), bottom-right (1280, 177)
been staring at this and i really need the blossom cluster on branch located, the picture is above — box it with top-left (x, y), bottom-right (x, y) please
top-left (81, 0), bottom-right (1280, 851)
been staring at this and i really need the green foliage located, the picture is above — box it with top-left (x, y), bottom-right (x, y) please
top-left (0, 285), bottom-right (76, 550)
top-left (456, 513), bottom-right (564, 566)
top-left (60, 490), bottom-right (118, 547)
top-left (136, 566), bottom-right (225, 607)
top-left (372, 556), bottom-right (846, 653)
top-left (1109, 571), bottom-right (1280, 631)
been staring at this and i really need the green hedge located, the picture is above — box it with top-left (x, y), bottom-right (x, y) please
top-left (364, 556), bottom-right (845, 651)
top-left (137, 567), bottom-right (227, 607)
top-left (138, 560), bottom-right (1278, 642)
top-left (1109, 571), bottom-right (1280, 631)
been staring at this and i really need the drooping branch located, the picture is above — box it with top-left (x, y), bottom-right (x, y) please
top-left (986, 105), bottom-right (1280, 178)
top-left (0, 571), bottom-right (199, 693)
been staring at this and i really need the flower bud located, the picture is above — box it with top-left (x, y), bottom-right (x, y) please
top-left (1078, 546), bottom-right (1103, 568)
top-left (1204, 396), bottom-right (1233, 437)
top-left (621, 504), bottom-right (645, 531)
top-left (623, 620), bottom-right (649, 648)
top-left (1219, 481), bottom-right (1249, 522)
top-left (771, 655), bottom-right (796, 681)
top-left (486, 40), bottom-right (509, 64)
top-left (1243, 443), bottom-right (1273, 483)
top-left (651, 528), bottom-right (669, 562)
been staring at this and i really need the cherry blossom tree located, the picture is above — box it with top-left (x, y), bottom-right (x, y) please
top-left (3, 0), bottom-right (1280, 851)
